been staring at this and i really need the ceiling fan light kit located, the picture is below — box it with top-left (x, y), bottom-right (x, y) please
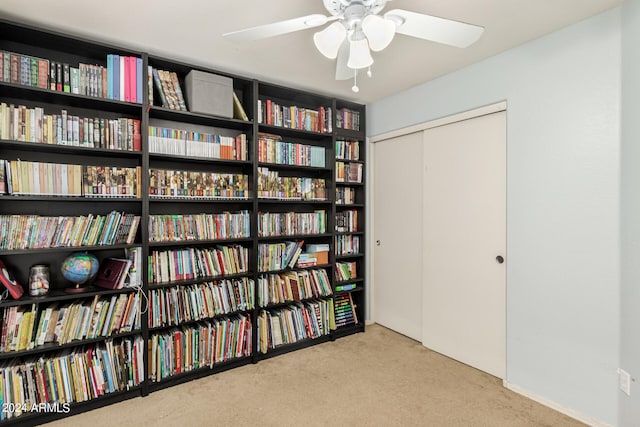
top-left (224, 0), bottom-right (484, 93)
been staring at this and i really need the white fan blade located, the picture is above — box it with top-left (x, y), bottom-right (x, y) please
top-left (335, 40), bottom-right (351, 80)
top-left (224, 14), bottom-right (330, 41)
top-left (385, 9), bottom-right (484, 48)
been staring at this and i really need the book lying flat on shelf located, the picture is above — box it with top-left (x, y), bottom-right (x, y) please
top-left (94, 258), bottom-right (132, 290)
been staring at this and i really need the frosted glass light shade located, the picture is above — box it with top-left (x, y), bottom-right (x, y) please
top-left (362, 14), bottom-right (396, 52)
top-left (347, 38), bottom-right (373, 69)
top-left (313, 22), bottom-right (347, 59)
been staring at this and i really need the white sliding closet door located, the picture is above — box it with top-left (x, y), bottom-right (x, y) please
top-left (421, 111), bottom-right (506, 379)
top-left (373, 131), bottom-right (423, 341)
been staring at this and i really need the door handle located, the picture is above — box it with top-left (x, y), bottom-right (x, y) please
top-left (376, 240), bottom-right (381, 246)
top-left (496, 255), bottom-right (504, 264)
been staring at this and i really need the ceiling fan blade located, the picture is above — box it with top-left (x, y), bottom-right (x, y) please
top-left (384, 9), bottom-right (484, 48)
top-left (335, 40), bottom-right (352, 80)
top-left (224, 14), bottom-right (330, 41)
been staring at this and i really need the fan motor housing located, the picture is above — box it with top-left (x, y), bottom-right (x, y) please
top-left (322, 0), bottom-right (388, 18)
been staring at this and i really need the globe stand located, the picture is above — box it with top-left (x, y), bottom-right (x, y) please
top-left (65, 283), bottom-right (90, 294)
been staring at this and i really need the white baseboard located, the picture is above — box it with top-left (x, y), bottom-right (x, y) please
top-left (503, 381), bottom-right (612, 427)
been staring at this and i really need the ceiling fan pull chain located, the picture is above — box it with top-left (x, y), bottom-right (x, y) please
top-left (352, 69), bottom-right (359, 93)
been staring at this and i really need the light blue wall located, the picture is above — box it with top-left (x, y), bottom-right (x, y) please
top-left (368, 9), bottom-right (621, 425)
top-left (620, 0), bottom-right (640, 426)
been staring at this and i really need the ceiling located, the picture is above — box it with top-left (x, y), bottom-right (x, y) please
top-left (0, 0), bottom-right (624, 103)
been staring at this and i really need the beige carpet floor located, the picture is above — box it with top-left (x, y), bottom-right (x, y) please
top-left (44, 324), bottom-right (585, 427)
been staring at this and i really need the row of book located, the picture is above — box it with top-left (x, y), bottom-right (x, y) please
top-left (336, 161), bottom-right (363, 183)
top-left (257, 133), bottom-right (326, 167)
top-left (1, 160), bottom-right (141, 198)
top-left (257, 210), bottom-right (327, 237)
top-left (0, 50), bottom-right (143, 103)
top-left (336, 187), bottom-right (357, 205)
top-left (336, 209), bottom-right (359, 233)
top-left (0, 211), bottom-right (140, 250)
top-left (148, 245), bottom-right (249, 284)
top-left (0, 103), bottom-right (141, 151)
top-left (151, 68), bottom-right (187, 111)
top-left (0, 51), bottom-right (48, 89)
top-left (257, 300), bottom-right (332, 353)
top-left (335, 235), bottom-right (360, 256)
top-left (257, 167), bottom-right (327, 200)
top-left (148, 315), bottom-right (252, 382)
top-left (257, 269), bottom-right (333, 307)
top-left (149, 278), bottom-right (255, 329)
top-left (148, 211), bottom-right (250, 242)
top-left (257, 99), bottom-right (333, 134)
top-left (148, 126), bottom-right (248, 160)
top-left (0, 336), bottom-right (144, 420)
top-left (0, 293), bottom-right (141, 353)
top-left (148, 169), bottom-right (249, 199)
top-left (257, 240), bottom-right (303, 272)
top-left (334, 293), bottom-right (359, 327)
top-left (336, 261), bottom-right (357, 281)
top-left (336, 108), bottom-right (361, 132)
top-left (335, 139), bottom-right (360, 161)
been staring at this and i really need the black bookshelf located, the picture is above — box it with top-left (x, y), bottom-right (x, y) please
top-left (0, 18), bottom-right (366, 424)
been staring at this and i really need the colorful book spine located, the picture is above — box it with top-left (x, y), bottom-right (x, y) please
top-left (148, 169), bottom-right (249, 199)
top-left (257, 211), bottom-right (326, 237)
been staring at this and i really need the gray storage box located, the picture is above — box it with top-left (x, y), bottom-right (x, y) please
top-left (185, 70), bottom-right (233, 117)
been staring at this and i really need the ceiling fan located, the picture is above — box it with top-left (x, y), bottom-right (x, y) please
top-left (224, 0), bottom-right (484, 92)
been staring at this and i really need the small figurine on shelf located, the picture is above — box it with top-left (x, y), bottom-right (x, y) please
top-left (28, 264), bottom-right (50, 297)
top-left (0, 259), bottom-right (25, 299)
top-left (61, 252), bottom-right (99, 293)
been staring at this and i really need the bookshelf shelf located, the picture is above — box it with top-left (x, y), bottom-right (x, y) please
top-left (257, 233), bottom-right (333, 241)
top-left (0, 18), bottom-right (366, 424)
top-left (0, 286), bottom-right (137, 308)
top-left (147, 237), bottom-right (252, 248)
top-left (258, 295), bottom-right (333, 311)
top-left (146, 357), bottom-right (252, 393)
top-left (256, 334), bottom-right (332, 361)
top-left (148, 272), bottom-right (254, 290)
top-left (0, 243), bottom-right (136, 256)
top-left (149, 105), bottom-right (252, 130)
top-left (0, 139), bottom-right (143, 158)
top-left (0, 329), bottom-right (142, 360)
top-left (258, 263), bottom-right (332, 275)
top-left (0, 81), bottom-right (143, 114)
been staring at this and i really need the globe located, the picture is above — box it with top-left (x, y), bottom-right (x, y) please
top-left (60, 252), bottom-right (99, 286)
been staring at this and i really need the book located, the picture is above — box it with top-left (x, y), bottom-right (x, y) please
top-left (232, 92), bottom-right (249, 121)
top-left (94, 258), bottom-right (132, 290)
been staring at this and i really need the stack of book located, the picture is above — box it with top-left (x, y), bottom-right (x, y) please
top-left (151, 68), bottom-right (187, 111)
top-left (335, 139), bottom-right (360, 161)
top-left (257, 211), bottom-right (326, 237)
top-left (336, 161), bottom-right (363, 183)
top-left (257, 299), bottom-right (331, 353)
top-left (148, 211), bottom-right (251, 242)
top-left (257, 240), bottom-right (304, 272)
top-left (257, 269), bottom-right (332, 306)
top-left (257, 133), bottom-right (325, 167)
top-left (257, 167), bottom-right (327, 200)
top-left (0, 336), bottom-right (144, 420)
top-left (257, 99), bottom-right (332, 133)
top-left (336, 108), bottom-right (361, 131)
top-left (148, 169), bottom-right (249, 199)
top-left (336, 187), bottom-right (356, 205)
top-left (335, 235), bottom-right (360, 256)
top-left (148, 125), bottom-right (247, 160)
top-left (336, 209), bottom-right (359, 233)
top-left (0, 294), bottom-right (141, 352)
top-left (148, 245), bottom-right (250, 284)
top-left (149, 278), bottom-right (255, 328)
top-left (148, 314), bottom-right (252, 382)
top-left (0, 211), bottom-right (140, 250)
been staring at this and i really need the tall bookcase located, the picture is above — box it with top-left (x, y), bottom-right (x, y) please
top-left (0, 19), bottom-right (366, 425)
